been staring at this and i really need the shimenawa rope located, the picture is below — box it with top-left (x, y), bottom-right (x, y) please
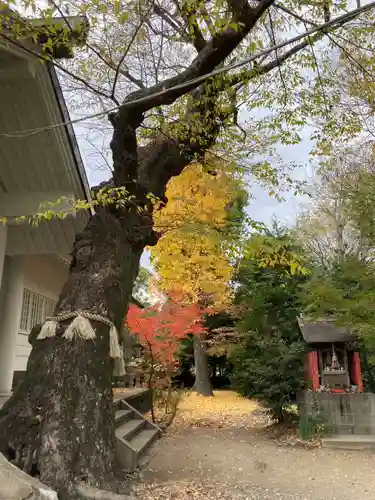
top-left (37, 310), bottom-right (125, 376)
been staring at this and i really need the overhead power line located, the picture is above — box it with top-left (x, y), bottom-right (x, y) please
top-left (1, 0), bottom-right (374, 139)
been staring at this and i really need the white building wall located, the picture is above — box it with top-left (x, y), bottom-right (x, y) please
top-left (21, 254), bottom-right (68, 299)
top-left (0, 225), bottom-right (7, 286)
top-left (14, 255), bottom-right (69, 372)
top-left (0, 256), bottom-right (24, 394)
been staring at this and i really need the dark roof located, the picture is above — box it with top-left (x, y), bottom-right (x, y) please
top-left (1, 10), bottom-right (89, 59)
top-left (47, 65), bottom-right (92, 206)
top-left (297, 317), bottom-right (356, 344)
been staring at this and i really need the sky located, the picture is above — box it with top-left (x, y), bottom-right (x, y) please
top-left (246, 127), bottom-right (316, 228)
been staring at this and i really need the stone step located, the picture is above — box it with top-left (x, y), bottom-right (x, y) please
top-left (116, 426), bottom-right (160, 471)
top-left (0, 394), bottom-right (10, 410)
top-left (128, 427), bottom-right (160, 456)
top-left (114, 397), bottom-right (161, 472)
top-left (115, 418), bottom-right (146, 442)
top-left (323, 435), bottom-right (375, 451)
top-left (115, 409), bottom-right (133, 427)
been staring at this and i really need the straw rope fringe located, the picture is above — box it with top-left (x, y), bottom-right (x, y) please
top-left (37, 310), bottom-right (124, 375)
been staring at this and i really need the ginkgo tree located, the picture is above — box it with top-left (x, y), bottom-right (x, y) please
top-left (150, 160), bottom-right (247, 395)
top-left (1, 1), bottom-right (375, 497)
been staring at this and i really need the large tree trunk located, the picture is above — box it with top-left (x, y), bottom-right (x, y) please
top-left (0, 207), bottom-right (146, 497)
top-left (193, 333), bottom-right (213, 396)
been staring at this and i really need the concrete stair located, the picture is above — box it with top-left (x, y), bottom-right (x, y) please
top-left (0, 393), bottom-right (11, 409)
top-left (323, 435), bottom-right (375, 451)
top-left (114, 398), bottom-right (161, 471)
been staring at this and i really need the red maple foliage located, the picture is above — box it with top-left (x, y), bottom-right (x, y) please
top-left (126, 298), bottom-right (207, 371)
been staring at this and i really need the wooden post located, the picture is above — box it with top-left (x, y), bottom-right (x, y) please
top-left (307, 351), bottom-right (320, 390)
top-left (351, 352), bottom-right (364, 392)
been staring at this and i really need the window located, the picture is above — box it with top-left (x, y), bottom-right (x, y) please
top-left (19, 288), bottom-right (55, 333)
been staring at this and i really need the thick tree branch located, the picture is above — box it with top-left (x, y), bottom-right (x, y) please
top-left (179, 1), bottom-right (207, 52)
top-left (110, 0), bottom-right (375, 204)
top-left (120, 0), bottom-right (274, 113)
top-left (110, 109), bottom-right (144, 187)
top-left (122, 0), bottom-right (374, 115)
top-left (153, 2), bottom-right (206, 52)
top-left (136, 32), bottom-right (316, 202)
top-left (227, 0), bottom-right (253, 18)
top-left (200, 5), bottom-right (215, 36)
top-left (110, 0), bottom-right (273, 190)
top-left (137, 84), bottom-right (218, 193)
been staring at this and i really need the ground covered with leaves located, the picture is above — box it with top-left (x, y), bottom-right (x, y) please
top-left (132, 391), bottom-right (375, 500)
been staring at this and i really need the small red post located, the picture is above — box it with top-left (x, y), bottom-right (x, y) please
top-left (307, 351), bottom-right (319, 390)
top-left (351, 352), bottom-right (364, 392)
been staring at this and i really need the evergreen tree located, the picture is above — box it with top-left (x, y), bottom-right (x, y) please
top-left (231, 230), bottom-right (307, 422)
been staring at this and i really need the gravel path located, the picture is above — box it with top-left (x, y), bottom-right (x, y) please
top-left (133, 392), bottom-right (375, 500)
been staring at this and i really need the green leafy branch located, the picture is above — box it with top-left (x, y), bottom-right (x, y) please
top-left (1, 186), bottom-right (161, 227)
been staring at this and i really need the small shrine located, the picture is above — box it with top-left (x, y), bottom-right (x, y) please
top-left (298, 318), bottom-right (363, 393)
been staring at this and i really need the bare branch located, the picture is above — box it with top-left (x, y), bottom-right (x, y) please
top-left (119, 68), bottom-right (145, 89)
top-left (225, 37), bottom-right (312, 88)
top-left (48, 1), bottom-right (144, 98)
top-left (48, 1), bottom-right (117, 73)
top-left (111, 13), bottom-right (149, 98)
top-left (154, 3), bottom-right (186, 34)
top-left (154, 2), bottom-right (205, 52)
top-left (3, 2), bottom-right (374, 140)
top-left (267, 9), bottom-right (287, 99)
top-left (110, 0), bottom-right (274, 192)
top-left (305, 23), bottom-right (330, 116)
top-left (118, 0), bottom-right (375, 117)
top-left (274, 3), bottom-right (374, 80)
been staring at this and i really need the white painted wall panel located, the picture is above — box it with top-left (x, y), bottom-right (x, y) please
top-left (14, 356), bottom-right (29, 372)
top-left (16, 332), bottom-right (29, 347)
top-left (14, 254), bottom-right (69, 371)
top-left (0, 225), bottom-right (7, 289)
top-left (21, 254), bottom-right (69, 300)
top-left (15, 343), bottom-right (31, 357)
top-left (14, 333), bottom-right (31, 370)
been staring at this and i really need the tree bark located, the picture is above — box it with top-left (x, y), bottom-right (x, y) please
top-left (193, 333), bottom-right (214, 396)
top-left (0, 207), bottom-right (147, 497)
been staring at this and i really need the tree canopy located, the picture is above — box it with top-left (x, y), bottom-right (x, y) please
top-left (151, 160), bottom-right (247, 307)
